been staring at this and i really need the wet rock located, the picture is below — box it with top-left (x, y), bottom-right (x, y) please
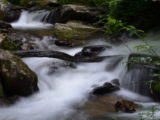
top-left (0, 20), bottom-right (12, 33)
top-left (0, 36), bottom-right (21, 50)
top-left (3, 31), bottom-right (40, 50)
top-left (0, 95), bottom-right (19, 106)
top-left (55, 39), bottom-right (74, 47)
top-left (42, 4), bottom-right (103, 24)
top-left (92, 82), bottom-right (120, 96)
top-left (115, 99), bottom-right (139, 113)
top-left (111, 79), bottom-right (120, 87)
top-left (0, 49), bottom-right (39, 97)
top-left (75, 45), bottom-right (111, 57)
top-left (0, 20), bottom-right (12, 29)
top-left (54, 21), bottom-right (103, 47)
top-left (83, 96), bottom-right (120, 116)
top-left (58, 4), bottom-right (102, 23)
top-left (0, 3), bottom-right (22, 22)
top-left (28, 0), bottom-right (60, 10)
top-left (48, 62), bottom-right (76, 75)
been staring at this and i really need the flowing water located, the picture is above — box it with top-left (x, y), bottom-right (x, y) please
top-left (0, 11), bottom-right (160, 120)
top-left (11, 10), bottom-right (53, 29)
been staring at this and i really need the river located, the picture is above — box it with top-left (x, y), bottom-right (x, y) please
top-left (0, 10), bottom-right (160, 120)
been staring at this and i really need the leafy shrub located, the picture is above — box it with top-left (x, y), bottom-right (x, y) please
top-left (107, 0), bottom-right (160, 30)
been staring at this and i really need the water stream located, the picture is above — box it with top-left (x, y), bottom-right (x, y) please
top-left (0, 10), bottom-right (160, 120)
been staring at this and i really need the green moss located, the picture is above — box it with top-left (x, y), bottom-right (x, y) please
top-left (54, 27), bottom-right (98, 40)
top-left (0, 37), bottom-right (20, 50)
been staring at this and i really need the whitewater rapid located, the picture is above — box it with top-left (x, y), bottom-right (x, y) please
top-left (0, 39), bottom-right (159, 120)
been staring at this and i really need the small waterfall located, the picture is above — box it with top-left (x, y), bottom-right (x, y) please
top-left (11, 10), bottom-right (53, 29)
top-left (121, 66), bottom-right (153, 96)
top-left (42, 8), bottom-right (59, 24)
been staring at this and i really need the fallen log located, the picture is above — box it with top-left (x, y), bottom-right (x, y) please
top-left (13, 50), bottom-right (124, 62)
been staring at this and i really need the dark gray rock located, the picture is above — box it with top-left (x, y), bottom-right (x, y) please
top-left (111, 79), bottom-right (120, 87)
top-left (92, 82), bottom-right (120, 96)
top-left (42, 4), bottom-right (103, 24)
top-left (2, 5), bottom-right (22, 22)
top-left (0, 49), bottom-right (39, 97)
top-left (0, 20), bottom-right (12, 29)
top-left (75, 45), bottom-right (111, 57)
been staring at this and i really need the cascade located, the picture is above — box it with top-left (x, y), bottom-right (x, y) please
top-left (1, 10), bottom-right (159, 120)
top-left (11, 10), bottom-right (52, 29)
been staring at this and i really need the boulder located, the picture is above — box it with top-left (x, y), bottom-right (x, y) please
top-left (0, 20), bottom-right (12, 33)
top-left (111, 79), bottom-right (120, 87)
top-left (0, 20), bottom-right (12, 29)
top-left (92, 82), bottom-right (120, 96)
top-left (75, 45), bottom-right (111, 57)
top-left (0, 2), bottom-right (21, 22)
top-left (0, 36), bottom-right (22, 50)
top-left (42, 4), bottom-right (103, 24)
top-left (58, 4), bottom-right (102, 23)
top-left (83, 96), bottom-right (121, 116)
top-left (0, 49), bottom-right (39, 97)
top-left (115, 99), bottom-right (139, 113)
top-left (54, 21), bottom-right (102, 47)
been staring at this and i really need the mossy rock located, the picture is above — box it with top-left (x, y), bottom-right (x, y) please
top-left (0, 49), bottom-right (39, 97)
top-left (54, 21), bottom-right (102, 46)
top-left (0, 36), bottom-right (21, 50)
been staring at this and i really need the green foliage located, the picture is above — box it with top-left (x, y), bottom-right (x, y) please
top-left (108, 0), bottom-right (160, 30)
top-left (97, 16), bottom-right (144, 37)
top-left (108, 0), bottom-right (151, 22)
top-left (95, 0), bottom-right (160, 32)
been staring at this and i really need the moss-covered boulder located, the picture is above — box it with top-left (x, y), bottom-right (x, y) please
top-left (0, 49), bottom-right (39, 97)
top-left (0, 35), bottom-right (22, 50)
top-left (54, 21), bottom-right (103, 47)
